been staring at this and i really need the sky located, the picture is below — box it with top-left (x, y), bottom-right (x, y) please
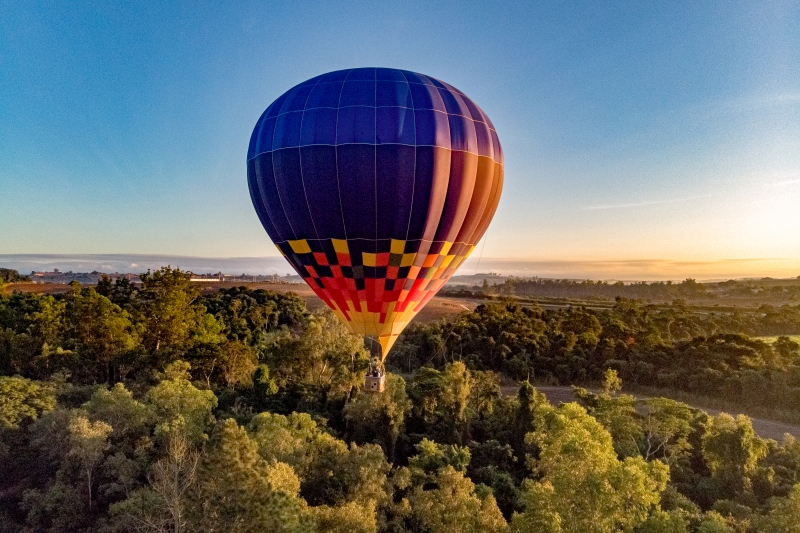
top-left (1, 1), bottom-right (799, 279)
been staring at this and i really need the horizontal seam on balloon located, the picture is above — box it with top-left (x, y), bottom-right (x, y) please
top-left (272, 239), bottom-right (477, 244)
top-left (276, 107), bottom-right (489, 123)
top-left (306, 80), bottom-right (439, 87)
top-left (248, 146), bottom-right (500, 161)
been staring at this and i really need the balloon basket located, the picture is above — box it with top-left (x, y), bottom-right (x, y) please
top-left (363, 373), bottom-right (385, 393)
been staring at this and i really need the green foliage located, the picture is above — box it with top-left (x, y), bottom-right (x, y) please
top-left (3, 275), bottom-right (800, 532)
top-left (146, 361), bottom-right (218, 445)
top-left (756, 483), bottom-right (800, 533)
top-left (0, 375), bottom-right (55, 428)
top-left (67, 414), bottom-right (113, 508)
top-left (264, 308), bottom-right (369, 399)
top-left (573, 377), bottom-right (642, 458)
top-left (0, 268), bottom-right (30, 283)
top-left (344, 373), bottom-right (411, 458)
top-left (394, 299), bottom-right (800, 417)
top-left (199, 286), bottom-right (307, 344)
top-left (408, 438), bottom-right (471, 478)
top-left (248, 411), bottom-right (340, 477)
top-left (695, 511), bottom-right (735, 533)
top-left (635, 510), bottom-right (689, 533)
top-left (189, 418), bottom-right (312, 533)
top-left (408, 466), bottom-right (508, 533)
top-left (701, 413), bottom-right (768, 497)
top-left (512, 402), bottom-right (669, 533)
top-left (641, 398), bottom-right (697, 468)
top-left (63, 287), bottom-right (138, 382)
top-left (406, 362), bottom-right (480, 444)
top-left (84, 382), bottom-right (151, 445)
top-left (138, 266), bottom-right (204, 356)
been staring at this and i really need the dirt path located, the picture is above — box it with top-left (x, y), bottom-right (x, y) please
top-left (501, 386), bottom-right (800, 441)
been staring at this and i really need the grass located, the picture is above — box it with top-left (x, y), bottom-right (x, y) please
top-left (755, 335), bottom-right (800, 344)
top-left (622, 384), bottom-right (800, 427)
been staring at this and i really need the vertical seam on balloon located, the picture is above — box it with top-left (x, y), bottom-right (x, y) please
top-left (391, 70), bottom-right (418, 349)
top-left (371, 68), bottom-right (380, 347)
top-left (271, 123), bottom-right (297, 240)
top-left (373, 69), bottom-right (378, 246)
top-left (297, 77), bottom-right (324, 243)
top-left (334, 70), bottom-right (352, 241)
top-left (249, 113), bottom-right (281, 242)
top-left (251, 154), bottom-right (280, 242)
top-left (401, 71), bottom-right (417, 242)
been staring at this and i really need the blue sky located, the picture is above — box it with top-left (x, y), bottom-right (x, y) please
top-left (1, 1), bottom-right (799, 278)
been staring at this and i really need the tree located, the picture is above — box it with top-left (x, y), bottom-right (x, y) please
top-left (111, 432), bottom-right (199, 533)
top-left (147, 434), bottom-right (200, 533)
top-left (702, 413), bottom-right (767, 497)
top-left (64, 287), bottom-right (138, 382)
top-left (410, 465), bottom-right (508, 533)
top-left (311, 500), bottom-right (377, 533)
top-left (250, 412), bottom-right (388, 511)
top-left (0, 375), bottom-right (55, 428)
top-left (408, 438), bottom-right (471, 479)
top-left (344, 373), bottom-right (411, 459)
top-left (248, 411), bottom-right (340, 478)
top-left (68, 414), bottom-right (113, 509)
top-left (218, 340), bottom-right (257, 388)
top-left (265, 308), bottom-right (368, 399)
top-left (511, 402), bottom-right (669, 533)
top-left (695, 511), bottom-right (735, 533)
top-left (511, 380), bottom-right (547, 459)
top-left (756, 483), bottom-right (800, 533)
top-left (188, 419), bottom-right (312, 533)
top-left (633, 510), bottom-right (689, 533)
top-left (301, 440), bottom-right (389, 508)
top-left (84, 382), bottom-right (152, 449)
top-left (573, 370), bottom-right (642, 458)
top-left (139, 267), bottom-right (203, 355)
top-left (146, 361), bottom-right (217, 445)
top-left (641, 398), bottom-right (695, 465)
top-left (406, 362), bottom-right (474, 444)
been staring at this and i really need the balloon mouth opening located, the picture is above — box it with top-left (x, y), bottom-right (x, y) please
top-left (364, 334), bottom-right (399, 362)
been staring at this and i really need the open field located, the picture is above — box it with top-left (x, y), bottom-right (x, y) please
top-left (501, 386), bottom-right (800, 441)
top-left (756, 335), bottom-right (800, 344)
top-left (3, 281), bottom-right (478, 324)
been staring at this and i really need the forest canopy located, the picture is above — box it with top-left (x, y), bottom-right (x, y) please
top-left (1, 267), bottom-right (800, 532)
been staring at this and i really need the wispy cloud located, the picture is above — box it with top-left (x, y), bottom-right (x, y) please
top-left (583, 194), bottom-right (712, 211)
top-left (768, 178), bottom-right (800, 188)
top-left (458, 257), bottom-right (800, 281)
top-left (708, 93), bottom-right (800, 116)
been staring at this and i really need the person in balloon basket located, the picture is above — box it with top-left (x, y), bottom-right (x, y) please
top-left (365, 357), bottom-right (386, 392)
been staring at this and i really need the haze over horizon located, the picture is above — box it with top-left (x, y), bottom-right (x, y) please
top-left (1, 253), bottom-right (797, 282)
top-left (2, 1), bottom-right (799, 279)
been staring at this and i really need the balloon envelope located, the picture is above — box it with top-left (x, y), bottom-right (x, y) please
top-left (247, 68), bottom-right (503, 358)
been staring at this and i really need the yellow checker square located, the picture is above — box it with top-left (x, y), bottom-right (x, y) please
top-left (331, 239), bottom-right (349, 254)
top-left (390, 239), bottom-right (406, 254)
top-left (440, 255), bottom-right (455, 269)
top-left (362, 252), bottom-right (377, 267)
top-left (288, 239), bottom-right (312, 254)
top-left (439, 241), bottom-right (453, 255)
top-left (400, 253), bottom-right (415, 267)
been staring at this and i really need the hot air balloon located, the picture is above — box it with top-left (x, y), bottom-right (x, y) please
top-left (247, 68), bottom-right (503, 382)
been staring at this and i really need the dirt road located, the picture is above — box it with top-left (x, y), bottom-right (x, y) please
top-left (501, 386), bottom-right (800, 441)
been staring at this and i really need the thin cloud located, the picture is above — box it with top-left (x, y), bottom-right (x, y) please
top-left (768, 178), bottom-right (800, 188)
top-left (583, 194), bottom-right (712, 211)
top-left (707, 93), bottom-right (800, 116)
